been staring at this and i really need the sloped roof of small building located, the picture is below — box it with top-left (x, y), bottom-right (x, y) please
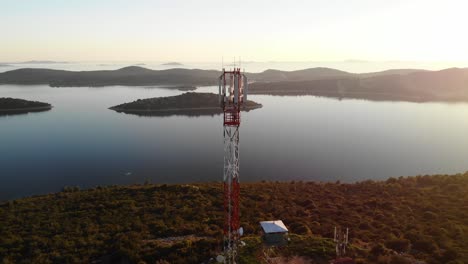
top-left (260, 220), bottom-right (288, 233)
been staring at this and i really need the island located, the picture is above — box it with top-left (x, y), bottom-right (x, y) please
top-left (159, 85), bottom-right (197, 91)
top-left (0, 64), bottom-right (12, 67)
top-left (161, 62), bottom-right (183, 66)
top-left (18, 60), bottom-right (69, 64)
top-left (109, 92), bottom-right (262, 116)
top-left (0, 97), bottom-right (52, 114)
top-left (0, 173), bottom-right (466, 263)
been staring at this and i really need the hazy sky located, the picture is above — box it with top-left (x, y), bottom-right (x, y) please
top-left (1, 0), bottom-right (467, 62)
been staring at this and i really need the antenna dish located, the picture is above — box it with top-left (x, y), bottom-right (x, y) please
top-left (239, 227), bottom-right (244, 236)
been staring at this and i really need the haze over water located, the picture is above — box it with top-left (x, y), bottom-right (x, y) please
top-left (1, 79), bottom-right (468, 200)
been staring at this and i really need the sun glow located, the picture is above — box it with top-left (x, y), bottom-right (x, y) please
top-left (0, 0), bottom-right (467, 63)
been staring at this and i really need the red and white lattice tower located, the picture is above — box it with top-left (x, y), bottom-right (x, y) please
top-left (219, 67), bottom-right (247, 263)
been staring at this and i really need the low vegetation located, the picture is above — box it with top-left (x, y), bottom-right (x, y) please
top-left (1, 173), bottom-right (467, 263)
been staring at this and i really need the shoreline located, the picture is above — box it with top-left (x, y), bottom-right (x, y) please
top-left (249, 90), bottom-right (428, 102)
top-left (3, 171), bottom-right (463, 202)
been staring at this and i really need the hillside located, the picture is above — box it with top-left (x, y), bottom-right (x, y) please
top-left (0, 66), bottom-right (353, 87)
top-left (3, 66), bottom-right (468, 102)
top-left (250, 68), bottom-right (468, 102)
top-left (109, 92), bottom-right (262, 116)
top-left (0, 67), bottom-right (220, 87)
top-left (0, 66), bottom-right (415, 88)
top-left (358, 69), bottom-right (427, 78)
top-left (245, 67), bottom-right (353, 82)
top-left (0, 174), bottom-right (467, 263)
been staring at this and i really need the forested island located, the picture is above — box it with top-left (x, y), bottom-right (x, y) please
top-left (110, 92), bottom-right (262, 116)
top-left (0, 98), bottom-right (52, 114)
top-left (0, 173), bottom-right (467, 263)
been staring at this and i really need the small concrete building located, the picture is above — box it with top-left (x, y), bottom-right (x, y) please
top-left (260, 220), bottom-right (289, 247)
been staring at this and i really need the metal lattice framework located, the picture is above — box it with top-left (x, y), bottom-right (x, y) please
top-left (219, 68), bottom-right (247, 264)
top-left (334, 226), bottom-right (349, 258)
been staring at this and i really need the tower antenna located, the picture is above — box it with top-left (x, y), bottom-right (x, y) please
top-left (218, 64), bottom-right (248, 263)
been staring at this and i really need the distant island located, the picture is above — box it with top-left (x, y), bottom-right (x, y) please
top-left (343, 59), bottom-right (369, 63)
top-left (161, 62), bottom-right (183, 66)
top-left (3, 66), bottom-right (468, 102)
top-left (18, 60), bottom-right (69, 64)
top-left (0, 97), bottom-right (52, 114)
top-left (159, 85), bottom-right (197, 91)
top-left (109, 92), bottom-right (262, 116)
top-left (0, 64), bottom-right (12, 67)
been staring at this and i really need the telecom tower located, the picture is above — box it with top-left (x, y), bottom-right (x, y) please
top-left (219, 67), bottom-right (247, 263)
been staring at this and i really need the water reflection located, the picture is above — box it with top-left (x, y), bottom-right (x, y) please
top-left (0, 108), bottom-right (52, 116)
top-left (1, 84), bottom-right (468, 200)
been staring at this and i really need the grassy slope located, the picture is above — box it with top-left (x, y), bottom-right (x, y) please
top-left (1, 174), bottom-right (468, 263)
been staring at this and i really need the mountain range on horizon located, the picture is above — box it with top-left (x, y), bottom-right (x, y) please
top-left (1, 66), bottom-right (468, 102)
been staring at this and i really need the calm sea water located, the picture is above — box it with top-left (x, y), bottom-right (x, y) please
top-left (1, 84), bottom-right (468, 200)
